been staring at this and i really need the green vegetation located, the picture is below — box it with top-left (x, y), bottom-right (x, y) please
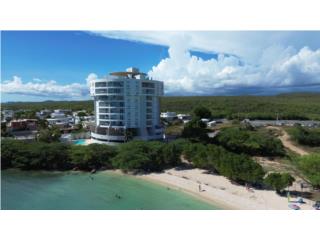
top-left (69, 144), bottom-right (117, 170)
top-left (1, 139), bottom-right (71, 170)
top-left (37, 126), bottom-right (61, 143)
top-left (112, 140), bottom-right (183, 172)
top-left (288, 126), bottom-right (320, 147)
top-left (1, 139), bottom-right (183, 172)
top-left (14, 110), bottom-right (37, 119)
top-left (193, 106), bottom-right (212, 119)
top-left (264, 172), bottom-right (295, 193)
top-left (181, 118), bottom-right (209, 142)
top-left (3, 93), bottom-right (320, 120)
top-left (77, 111), bottom-right (87, 117)
top-left (1, 122), bottom-right (12, 137)
top-left (160, 93), bottom-right (320, 120)
top-left (214, 127), bottom-right (285, 156)
top-left (296, 154), bottom-right (320, 188)
top-left (2, 100), bottom-right (93, 113)
top-left (183, 142), bottom-right (265, 185)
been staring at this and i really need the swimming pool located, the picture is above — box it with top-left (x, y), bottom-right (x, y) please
top-left (73, 139), bottom-right (87, 145)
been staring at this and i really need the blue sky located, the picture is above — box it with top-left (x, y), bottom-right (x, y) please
top-left (1, 31), bottom-right (320, 101)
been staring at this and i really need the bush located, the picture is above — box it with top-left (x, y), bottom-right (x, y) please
top-left (297, 154), bottom-right (320, 188)
top-left (69, 144), bottom-right (117, 170)
top-left (181, 118), bottom-right (209, 143)
top-left (37, 126), bottom-right (61, 143)
top-left (215, 127), bottom-right (285, 156)
top-left (1, 139), bottom-right (116, 171)
top-left (193, 106), bottom-right (212, 119)
top-left (288, 126), bottom-right (320, 147)
top-left (1, 139), bottom-right (71, 170)
top-left (264, 172), bottom-right (295, 193)
top-left (111, 140), bottom-right (183, 172)
top-left (183, 142), bottom-right (265, 185)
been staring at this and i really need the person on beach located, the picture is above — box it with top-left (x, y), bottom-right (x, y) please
top-left (198, 184), bottom-right (201, 192)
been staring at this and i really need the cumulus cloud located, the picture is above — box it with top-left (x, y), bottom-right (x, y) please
top-left (92, 31), bottom-right (320, 63)
top-left (148, 44), bottom-right (320, 95)
top-left (86, 73), bottom-right (98, 86)
top-left (1, 76), bottom-right (89, 99)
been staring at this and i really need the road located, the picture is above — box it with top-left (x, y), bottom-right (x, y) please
top-left (266, 126), bottom-right (309, 156)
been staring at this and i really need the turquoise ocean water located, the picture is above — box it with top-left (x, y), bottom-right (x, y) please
top-left (1, 169), bottom-right (220, 210)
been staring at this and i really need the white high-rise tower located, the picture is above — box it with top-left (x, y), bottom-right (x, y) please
top-left (90, 67), bottom-right (164, 142)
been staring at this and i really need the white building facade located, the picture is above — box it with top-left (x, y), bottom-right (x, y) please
top-left (90, 67), bottom-right (164, 142)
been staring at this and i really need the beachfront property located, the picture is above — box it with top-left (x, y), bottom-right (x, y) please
top-left (90, 67), bottom-right (164, 142)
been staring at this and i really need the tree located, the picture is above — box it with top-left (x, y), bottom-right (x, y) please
top-left (193, 106), bottom-right (212, 119)
top-left (77, 111), bottom-right (87, 117)
top-left (215, 127), bottom-right (285, 156)
top-left (297, 154), bottom-right (320, 188)
top-left (289, 126), bottom-right (320, 147)
top-left (181, 118), bottom-right (209, 143)
top-left (37, 126), bottom-right (61, 143)
top-left (69, 144), bottom-right (117, 170)
top-left (183, 142), bottom-right (265, 185)
top-left (264, 172), bottom-right (295, 193)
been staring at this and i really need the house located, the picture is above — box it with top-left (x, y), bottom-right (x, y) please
top-left (8, 119), bottom-right (38, 131)
top-left (160, 112), bottom-right (177, 121)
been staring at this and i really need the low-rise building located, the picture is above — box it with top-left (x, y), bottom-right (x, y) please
top-left (177, 114), bottom-right (191, 121)
top-left (160, 112), bottom-right (177, 121)
top-left (243, 119), bottom-right (320, 128)
top-left (8, 119), bottom-right (38, 131)
top-left (2, 110), bottom-right (14, 121)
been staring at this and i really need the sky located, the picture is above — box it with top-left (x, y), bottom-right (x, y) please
top-left (1, 31), bottom-right (320, 102)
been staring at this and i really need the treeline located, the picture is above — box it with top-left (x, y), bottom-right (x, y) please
top-left (2, 100), bottom-right (93, 113)
top-left (2, 93), bottom-right (320, 120)
top-left (160, 93), bottom-right (320, 120)
top-left (288, 126), bottom-right (320, 147)
top-left (0, 139), bottom-right (182, 172)
top-left (1, 138), bottom-right (295, 191)
top-left (214, 127), bottom-right (285, 156)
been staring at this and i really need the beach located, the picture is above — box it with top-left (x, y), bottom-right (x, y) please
top-left (137, 168), bottom-right (315, 210)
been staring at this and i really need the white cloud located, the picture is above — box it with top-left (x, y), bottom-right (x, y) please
top-left (92, 31), bottom-right (320, 63)
top-left (91, 31), bottom-right (320, 95)
top-left (148, 44), bottom-right (320, 95)
top-left (1, 76), bottom-right (89, 99)
top-left (86, 73), bottom-right (98, 86)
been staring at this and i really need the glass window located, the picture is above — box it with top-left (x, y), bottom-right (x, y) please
top-left (95, 82), bottom-right (107, 87)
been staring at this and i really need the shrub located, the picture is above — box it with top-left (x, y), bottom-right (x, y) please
top-left (181, 118), bottom-right (209, 143)
top-left (264, 172), bottom-right (295, 193)
top-left (215, 127), bottom-right (285, 156)
top-left (183, 142), bottom-right (265, 185)
top-left (111, 140), bottom-right (183, 172)
top-left (69, 144), bottom-right (117, 170)
top-left (297, 154), bottom-right (320, 188)
top-left (288, 126), bottom-right (320, 147)
top-left (193, 106), bottom-right (212, 119)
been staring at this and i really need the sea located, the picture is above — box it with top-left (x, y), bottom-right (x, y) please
top-left (1, 169), bottom-right (220, 210)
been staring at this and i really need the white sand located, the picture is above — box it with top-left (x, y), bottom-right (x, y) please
top-left (137, 168), bottom-right (315, 210)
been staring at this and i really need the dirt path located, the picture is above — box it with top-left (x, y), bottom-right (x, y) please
top-left (267, 126), bottom-right (309, 156)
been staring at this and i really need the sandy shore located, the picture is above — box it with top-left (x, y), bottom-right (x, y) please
top-left (136, 168), bottom-right (315, 210)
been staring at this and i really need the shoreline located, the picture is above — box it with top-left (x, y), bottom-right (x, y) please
top-left (121, 168), bottom-right (315, 210)
top-left (4, 168), bottom-right (316, 210)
